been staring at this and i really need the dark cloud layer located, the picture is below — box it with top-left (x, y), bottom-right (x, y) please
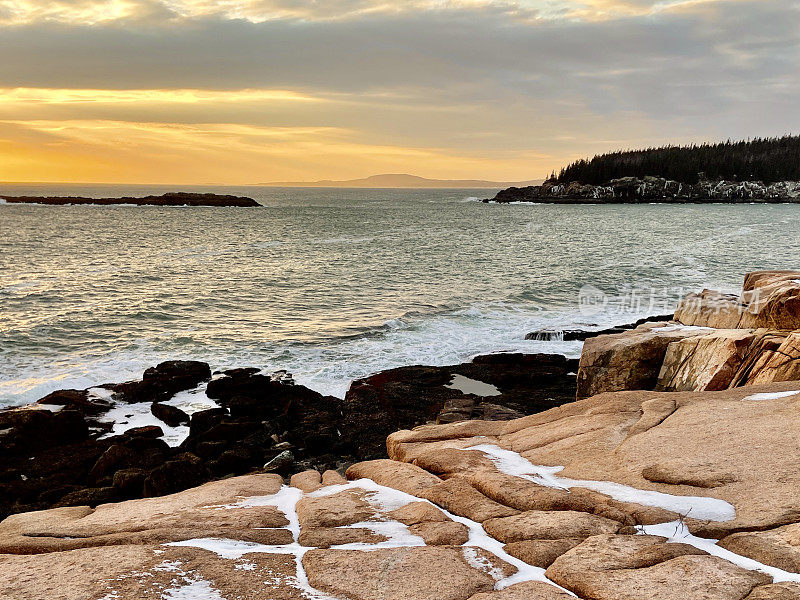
top-left (1, 0), bottom-right (799, 181)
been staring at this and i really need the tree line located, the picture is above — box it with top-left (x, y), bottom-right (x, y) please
top-left (554, 136), bottom-right (800, 185)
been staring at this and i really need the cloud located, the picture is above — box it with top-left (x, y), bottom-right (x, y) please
top-left (0, 0), bottom-right (797, 182)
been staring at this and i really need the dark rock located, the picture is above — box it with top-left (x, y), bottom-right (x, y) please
top-left (143, 360), bottom-right (211, 391)
top-left (526, 314), bottom-right (674, 342)
top-left (192, 421), bottom-right (264, 444)
top-left (263, 450), bottom-right (295, 474)
top-left (478, 403), bottom-right (525, 421)
top-left (0, 408), bottom-right (88, 456)
top-left (112, 468), bottom-right (148, 495)
top-left (150, 402), bottom-right (190, 427)
top-left (111, 360), bottom-right (211, 404)
top-left (3, 192), bottom-right (261, 207)
top-left (208, 447), bottom-right (255, 476)
top-left (88, 444), bottom-right (135, 484)
top-left (120, 425), bottom-right (164, 439)
top-left (143, 453), bottom-right (208, 497)
top-left (340, 353), bottom-right (578, 459)
top-left (35, 389), bottom-right (112, 417)
top-left (189, 408), bottom-right (227, 438)
top-left (56, 486), bottom-right (117, 507)
top-left (194, 441), bottom-right (229, 459)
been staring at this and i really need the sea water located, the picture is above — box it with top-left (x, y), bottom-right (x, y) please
top-left (2, 183), bottom-right (798, 406)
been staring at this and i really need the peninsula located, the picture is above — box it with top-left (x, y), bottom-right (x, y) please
top-left (487, 136), bottom-right (800, 203)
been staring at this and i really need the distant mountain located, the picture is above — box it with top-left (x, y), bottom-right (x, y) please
top-left (261, 173), bottom-right (543, 189)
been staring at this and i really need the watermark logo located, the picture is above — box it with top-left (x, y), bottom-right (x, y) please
top-left (578, 284), bottom-right (609, 316)
top-left (576, 283), bottom-right (755, 317)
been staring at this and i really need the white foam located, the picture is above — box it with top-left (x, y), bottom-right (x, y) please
top-left (641, 521), bottom-right (800, 583)
top-left (163, 385), bottom-right (219, 416)
top-left (471, 444), bottom-right (736, 522)
top-left (21, 403), bottom-right (63, 412)
top-left (446, 375), bottom-right (501, 397)
top-left (742, 390), bottom-right (800, 401)
top-left (97, 401), bottom-right (190, 447)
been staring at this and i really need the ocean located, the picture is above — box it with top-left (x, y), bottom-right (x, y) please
top-left (2, 183), bottom-right (798, 407)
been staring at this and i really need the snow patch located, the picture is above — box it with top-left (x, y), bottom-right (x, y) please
top-left (161, 578), bottom-right (225, 600)
top-left (446, 374), bottom-right (501, 397)
top-left (742, 390), bottom-right (800, 401)
top-left (655, 324), bottom-right (714, 333)
top-left (471, 444), bottom-right (736, 522)
top-left (462, 547), bottom-right (506, 582)
top-left (641, 521), bottom-right (800, 583)
top-left (333, 520), bottom-right (425, 550)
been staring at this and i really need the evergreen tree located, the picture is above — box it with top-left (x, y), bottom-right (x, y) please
top-left (555, 136), bottom-right (800, 185)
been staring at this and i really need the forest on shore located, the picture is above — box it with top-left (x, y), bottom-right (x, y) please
top-left (554, 136), bottom-right (800, 185)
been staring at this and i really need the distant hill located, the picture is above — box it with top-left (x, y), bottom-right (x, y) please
top-left (555, 136), bottom-right (800, 185)
top-left (261, 173), bottom-right (543, 189)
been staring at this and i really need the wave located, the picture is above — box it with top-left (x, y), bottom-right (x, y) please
top-left (0, 296), bottom-right (669, 407)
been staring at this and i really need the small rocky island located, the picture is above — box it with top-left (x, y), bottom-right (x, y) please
top-left (1, 192), bottom-right (261, 207)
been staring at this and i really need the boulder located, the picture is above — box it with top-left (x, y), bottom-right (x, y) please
top-left (346, 459), bottom-right (442, 496)
top-left (737, 332), bottom-right (800, 385)
top-left (656, 329), bottom-right (759, 392)
top-left (676, 271), bottom-right (800, 330)
top-left (150, 402), bottom-right (189, 427)
top-left (745, 583), bottom-right (800, 599)
top-left (421, 477), bottom-right (519, 522)
top-left (290, 469), bottom-right (322, 493)
top-left (296, 489), bottom-right (376, 529)
top-left (262, 450), bottom-right (295, 474)
top-left (340, 354), bottom-right (578, 459)
top-left (303, 546), bottom-right (511, 600)
top-left (504, 539), bottom-right (584, 568)
top-left (482, 510), bottom-right (621, 543)
top-left (577, 322), bottom-right (710, 399)
top-left (111, 361), bottom-right (211, 403)
top-left (467, 580), bottom-right (575, 599)
top-left (719, 522), bottom-right (800, 573)
top-left (409, 521), bottom-right (470, 545)
top-left (546, 534), bottom-right (771, 600)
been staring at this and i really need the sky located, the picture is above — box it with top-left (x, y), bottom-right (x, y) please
top-left (0, 0), bottom-right (798, 184)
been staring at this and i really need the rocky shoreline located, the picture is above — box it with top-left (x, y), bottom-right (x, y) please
top-left (0, 192), bottom-right (261, 207)
top-left (485, 176), bottom-right (800, 203)
top-left (2, 270), bottom-right (800, 599)
top-left (0, 351), bottom-right (579, 521)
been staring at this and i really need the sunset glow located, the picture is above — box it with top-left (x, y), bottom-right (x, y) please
top-left (1, 0), bottom-right (797, 183)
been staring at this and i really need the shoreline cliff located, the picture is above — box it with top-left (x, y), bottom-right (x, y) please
top-left (485, 177), bottom-right (800, 204)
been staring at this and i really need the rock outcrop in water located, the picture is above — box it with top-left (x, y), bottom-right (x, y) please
top-left (0, 192), bottom-right (261, 207)
top-left (4, 271), bottom-right (800, 597)
top-left (0, 353), bottom-right (579, 521)
top-left (577, 270), bottom-right (800, 398)
top-left (485, 177), bottom-right (800, 203)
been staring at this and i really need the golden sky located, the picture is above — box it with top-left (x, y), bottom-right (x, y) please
top-left (0, 0), bottom-right (797, 184)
